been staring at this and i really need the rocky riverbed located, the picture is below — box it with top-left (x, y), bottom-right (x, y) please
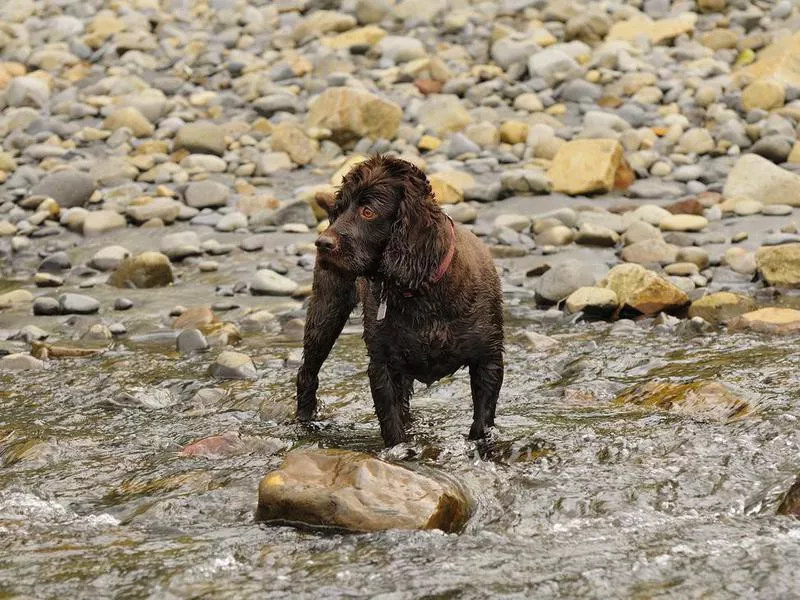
top-left (4, 0), bottom-right (800, 597)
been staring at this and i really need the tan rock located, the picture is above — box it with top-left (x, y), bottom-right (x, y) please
top-left (108, 252), bottom-right (174, 288)
top-left (549, 139), bottom-right (623, 195)
top-left (659, 214), bottom-right (708, 232)
top-left (430, 174), bottom-right (463, 204)
top-left (742, 78), bottom-right (786, 111)
top-left (173, 306), bottom-right (218, 332)
top-left (418, 135), bottom-right (442, 151)
top-left (723, 154), bottom-right (800, 207)
top-left (293, 10), bottom-right (357, 43)
top-left (322, 25), bottom-right (386, 49)
top-left (615, 380), bottom-right (751, 423)
top-left (330, 155), bottom-right (370, 187)
top-left (755, 243), bottom-right (800, 287)
top-left (735, 32), bottom-right (800, 88)
top-left (730, 308), bottom-right (800, 334)
top-left (688, 292), bottom-right (757, 325)
top-left (307, 88), bottom-right (402, 145)
top-left (699, 29), bottom-right (738, 51)
top-left (499, 121), bottom-right (529, 144)
top-left (600, 263), bottom-right (689, 316)
top-left (788, 141), bottom-right (800, 164)
top-left (270, 123), bottom-right (318, 166)
top-left (608, 13), bottom-right (697, 45)
top-left (256, 448), bottom-right (468, 533)
top-left (565, 287), bottom-right (619, 317)
top-left (417, 94), bottom-right (472, 136)
top-left (102, 107), bottom-right (154, 138)
top-left (0, 289), bottom-right (34, 309)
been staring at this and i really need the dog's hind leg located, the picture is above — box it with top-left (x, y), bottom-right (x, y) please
top-left (467, 354), bottom-right (504, 440)
top-left (295, 268), bottom-right (357, 422)
top-left (368, 362), bottom-right (408, 447)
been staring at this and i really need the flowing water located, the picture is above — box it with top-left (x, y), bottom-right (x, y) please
top-left (2, 292), bottom-right (800, 599)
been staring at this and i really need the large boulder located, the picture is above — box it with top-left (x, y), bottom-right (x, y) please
top-left (548, 139), bottom-right (624, 195)
top-left (735, 31), bottom-right (800, 88)
top-left (600, 263), bottom-right (689, 316)
top-left (256, 449), bottom-right (469, 533)
top-left (306, 88), bottom-right (402, 146)
top-left (755, 244), bottom-right (800, 287)
top-left (723, 154), bottom-right (800, 207)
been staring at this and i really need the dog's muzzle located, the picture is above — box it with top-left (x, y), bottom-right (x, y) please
top-left (315, 231), bottom-right (338, 254)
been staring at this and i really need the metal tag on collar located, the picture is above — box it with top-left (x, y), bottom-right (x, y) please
top-left (376, 280), bottom-right (387, 321)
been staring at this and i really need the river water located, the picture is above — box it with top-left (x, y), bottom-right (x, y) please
top-left (3, 289), bottom-right (800, 599)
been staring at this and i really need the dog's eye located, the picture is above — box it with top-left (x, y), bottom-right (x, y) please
top-left (359, 206), bottom-right (377, 220)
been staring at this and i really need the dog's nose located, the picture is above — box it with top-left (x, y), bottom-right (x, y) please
top-left (315, 235), bottom-right (337, 253)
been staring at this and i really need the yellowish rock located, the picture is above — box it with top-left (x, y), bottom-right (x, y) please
top-left (256, 448), bottom-right (469, 533)
top-left (307, 88), bottom-right (403, 145)
top-left (102, 107), bottom-right (154, 138)
top-left (322, 25), bottom-right (386, 49)
top-left (270, 123), bottom-right (318, 166)
top-left (418, 135), bottom-right (442, 151)
top-left (755, 243), bottom-right (800, 287)
top-left (608, 13), bottom-right (697, 45)
top-left (499, 121), bottom-right (530, 145)
top-left (688, 292), bottom-right (756, 325)
top-left (787, 141), bottom-right (800, 164)
top-left (735, 32), bottom-right (800, 88)
top-left (417, 94), bottom-right (472, 136)
top-left (430, 174), bottom-right (464, 205)
top-left (330, 155), bottom-right (370, 187)
top-left (742, 78), bottom-right (786, 111)
top-left (730, 308), bottom-right (800, 335)
top-left (0, 289), bottom-right (34, 309)
top-left (615, 380), bottom-right (751, 423)
top-left (601, 263), bottom-right (689, 316)
top-left (549, 139), bottom-right (623, 195)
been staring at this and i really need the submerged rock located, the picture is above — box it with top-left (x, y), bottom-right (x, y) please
top-left (108, 252), bottom-right (173, 288)
top-left (729, 308), bottom-right (800, 335)
top-left (209, 351), bottom-right (257, 380)
top-left (256, 449), bottom-right (469, 533)
top-left (688, 292), bottom-right (757, 325)
top-left (615, 380), bottom-right (751, 423)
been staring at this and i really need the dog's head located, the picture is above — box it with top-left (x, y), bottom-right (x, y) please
top-left (315, 155), bottom-right (444, 289)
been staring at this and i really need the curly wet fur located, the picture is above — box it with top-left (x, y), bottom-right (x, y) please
top-left (296, 155), bottom-right (504, 447)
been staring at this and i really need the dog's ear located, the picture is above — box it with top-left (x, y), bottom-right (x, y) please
top-left (314, 190), bottom-right (336, 216)
top-left (380, 158), bottom-right (445, 290)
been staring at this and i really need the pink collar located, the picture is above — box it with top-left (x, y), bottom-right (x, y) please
top-left (400, 216), bottom-right (455, 297)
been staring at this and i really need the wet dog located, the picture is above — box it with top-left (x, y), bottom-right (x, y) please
top-left (295, 155), bottom-right (504, 447)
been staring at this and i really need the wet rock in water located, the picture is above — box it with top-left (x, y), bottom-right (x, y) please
top-left (601, 264), bottom-right (689, 316)
top-left (565, 287), bottom-right (619, 317)
top-left (177, 329), bottom-right (209, 354)
top-left (39, 252), bottom-right (72, 273)
top-left (0, 353), bottom-right (46, 371)
top-left (33, 297), bottom-right (61, 316)
top-left (180, 431), bottom-right (283, 459)
top-left (306, 88), bottom-right (402, 145)
top-left (89, 246), bottom-right (131, 271)
top-left (251, 269), bottom-right (299, 296)
top-left (109, 388), bottom-right (178, 410)
top-left (688, 292), bottom-right (757, 325)
top-left (114, 298), bottom-right (133, 311)
top-left (615, 380), bottom-right (751, 423)
top-left (534, 259), bottom-right (598, 304)
top-left (209, 351), bottom-right (257, 380)
top-left (755, 244), bottom-right (800, 287)
top-left (549, 139), bottom-right (624, 195)
top-left (521, 331), bottom-right (559, 351)
top-left (723, 154), bottom-right (800, 206)
top-left (108, 252), bottom-right (173, 288)
top-left (31, 171), bottom-right (95, 208)
top-left (256, 449), bottom-right (468, 533)
top-left (575, 223), bottom-right (619, 247)
top-left (777, 476), bottom-right (800, 517)
top-left (173, 306), bottom-right (217, 331)
top-left (0, 289), bottom-right (33, 309)
top-left (729, 308), bottom-right (800, 335)
top-left (59, 293), bottom-right (100, 315)
top-left (724, 248), bottom-right (757, 276)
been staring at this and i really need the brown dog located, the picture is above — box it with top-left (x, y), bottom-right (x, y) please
top-left (295, 155), bottom-right (504, 447)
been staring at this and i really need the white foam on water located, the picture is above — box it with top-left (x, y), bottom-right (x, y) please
top-left (0, 491), bottom-right (120, 528)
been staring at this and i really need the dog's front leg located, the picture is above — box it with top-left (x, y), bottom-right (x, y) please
top-left (296, 267), bottom-right (357, 422)
top-left (367, 361), bottom-right (408, 447)
top-left (467, 354), bottom-right (504, 440)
